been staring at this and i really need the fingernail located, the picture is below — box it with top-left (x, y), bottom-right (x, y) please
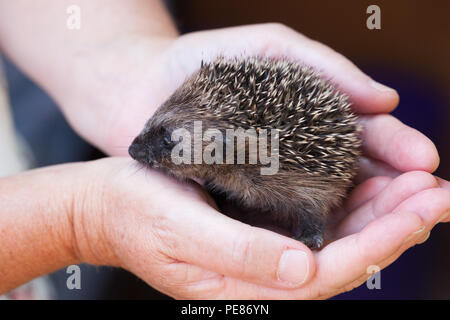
top-left (369, 79), bottom-right (396, 93)
top-left (438, 210), bottom-right (450, 223)
top-left (403, 226), bottom-right (426, 244)
top-left (277, 250), bottom-right (309, 287)
top-left (417, 231), bottom-right (431, 244)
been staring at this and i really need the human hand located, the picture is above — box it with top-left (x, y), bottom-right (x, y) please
top-left (76, 158), bottom-right (450, 299)
top-left (2, 156), bottom-right (448, 298)
top-left (61, 24), bottom-right (438, 175)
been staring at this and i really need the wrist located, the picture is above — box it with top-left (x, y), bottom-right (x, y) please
top-left (68, 158), bottom-right (126, 267)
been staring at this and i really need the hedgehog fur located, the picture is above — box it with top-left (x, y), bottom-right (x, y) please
top-left (129, 56), bottom-right (362, 249)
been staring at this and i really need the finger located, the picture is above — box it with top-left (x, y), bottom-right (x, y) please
top-left (283, 188), bottom-right (450, 299)
top-left (435, 177), bottom-right (450, 222)
top-left (338, 188), bottom-right (450, 294)
top-left (154, 193), bottom-right (316, 290)
top-left (152, 261), bottom-right (226, 299)
top-left (155, 261), bottom-right (285, 300)
top-left (360, 114), bottom-right (440, 173)
top-left (436, 176), bottom-right (450, 191)
top-left (344, 176), bottom-right (393, 213)
top-left (328, 176), bottom-right (392, 226)
top-left (329, 186), bottom-right (450, 297)
top-left (181, 23), bottom-right (399, 114)
top-left (356, 156), bottom-right (401, 183)
top-left (280, 32), bottom-right (400, 114)
top-left (316, 211), bottom-right (425, 291)
top-left (375, 227), bottom-right (431, 273)
top-left (335, 171), bottom-right (439, 238)
top-left (392, 187), bottom-right (450, 226)
top-left (323, 226), bottom-right (430, 300)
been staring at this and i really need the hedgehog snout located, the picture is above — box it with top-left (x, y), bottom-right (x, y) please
top-left (129, 137), bottom-right (154, 165)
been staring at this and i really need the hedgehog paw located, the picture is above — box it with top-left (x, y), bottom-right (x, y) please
top-left (295, 233), bottom-right (323, 249)
top-left (292, 218), bottom-right (324, 249)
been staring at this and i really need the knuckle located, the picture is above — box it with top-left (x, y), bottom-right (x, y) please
top-left (158, 263), bottom-right (227, 299)
top-left (401, 170), bottom-right (437, 185)
top-left (261, 22), bottom-right (292, 35)
top-left (230, 231), bottom-right (257, 277)
top-left (150, 214), bottom-right (180, 256)
top-left (366, 176), bottom-right (393, 190)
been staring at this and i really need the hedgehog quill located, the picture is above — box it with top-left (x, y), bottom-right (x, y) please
top-left (129, 56), bottom-right (362, 249)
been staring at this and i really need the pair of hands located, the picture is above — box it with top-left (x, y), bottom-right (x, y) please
top-left (58, 24), bottom-right (450, 299)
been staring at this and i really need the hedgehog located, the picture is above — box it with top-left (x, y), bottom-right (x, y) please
top-left (128, 56), bottom-right (362, 249)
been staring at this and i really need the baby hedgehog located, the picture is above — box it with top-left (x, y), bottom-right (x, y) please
top-left (129, 56), bottom-right (362, 249)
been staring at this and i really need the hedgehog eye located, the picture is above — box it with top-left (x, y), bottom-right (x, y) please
top-left (163, 135), bottom-right (172, 146)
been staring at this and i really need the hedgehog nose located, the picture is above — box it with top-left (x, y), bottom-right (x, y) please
top-left (128, 141), bottom-right (147, 162)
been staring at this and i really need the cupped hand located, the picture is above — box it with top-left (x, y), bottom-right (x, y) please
top-left (60, 24), bottom-right (450, 299)
top-left (76, 158), bottom-right (450, 299)
top-left (64, 23), bottom-right (439, 176)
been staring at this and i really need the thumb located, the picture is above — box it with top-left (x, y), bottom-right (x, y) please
top-left (159, 199), bottom-right (316, 289)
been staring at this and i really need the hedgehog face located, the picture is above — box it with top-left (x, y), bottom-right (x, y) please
top-left (128, 124), bottom-right (176, 168)
top-left (129, 112), bottom-right (237, 181)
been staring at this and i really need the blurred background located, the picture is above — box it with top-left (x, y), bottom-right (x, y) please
top-left (2, 0), bottom-right (449, 299)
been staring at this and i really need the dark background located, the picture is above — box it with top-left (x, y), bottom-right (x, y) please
top-left (3, 0), bottom-right (449, 299)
